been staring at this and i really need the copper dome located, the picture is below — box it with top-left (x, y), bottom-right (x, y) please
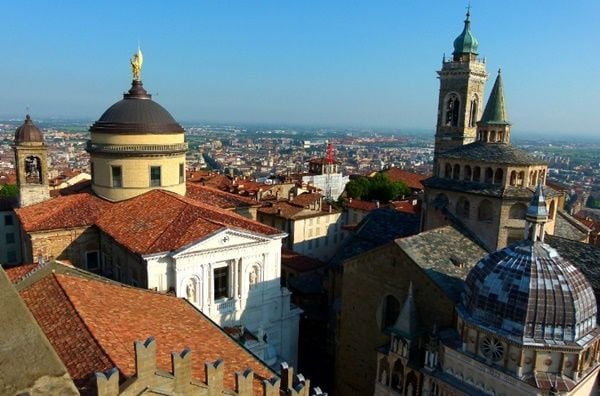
top-left (15, 115), bottom-right (44, 144)
top-left (89, 80), bottom-right (184, 134)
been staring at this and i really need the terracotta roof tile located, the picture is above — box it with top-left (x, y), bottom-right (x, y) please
top-left (290, 193), bottom-right (322, 207)
top-left (281, 250), bottom-right (325, 273)
top-left (382, 168), bottom-right (428, 190)
top-left (186, 182), bottom-right (258, 209)
top-left (4, 263), bottom-right (40, 283)
top-left (96, 189), bottom-right (281, 254)
top-left (15, 193), bottom-right (113, 232)
top-left (20, 272), bottom-right (273, 393)
top-left (347, 199), bottom-right (380, 211)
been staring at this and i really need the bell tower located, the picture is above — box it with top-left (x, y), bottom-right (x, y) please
top-left (434, 10), bottom-right (488, 159)
top-left (13, 115), bottom-right (50, 207)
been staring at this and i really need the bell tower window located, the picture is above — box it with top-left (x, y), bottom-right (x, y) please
top-left (25, 156), bottom-right (43, 184)
top-left (469, 97), bottom-right (478, 127)
top-left (445, 94), bottom-right (460, 127)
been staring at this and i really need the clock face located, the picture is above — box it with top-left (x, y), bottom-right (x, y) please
top-left (480, 336), bottom-right (505, 362)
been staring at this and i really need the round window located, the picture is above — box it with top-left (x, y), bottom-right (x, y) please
top-left (480, 336), bottom-right (504, 361)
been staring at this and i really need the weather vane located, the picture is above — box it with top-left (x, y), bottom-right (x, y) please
top-left (130, 47), bottom-right (143, 81)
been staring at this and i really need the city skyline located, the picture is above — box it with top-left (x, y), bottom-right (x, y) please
top-left (2, 1), bottom-right (599, 136)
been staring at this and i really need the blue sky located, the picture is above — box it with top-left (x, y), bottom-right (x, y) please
top-left (1, 1), bottom-right (599, 135)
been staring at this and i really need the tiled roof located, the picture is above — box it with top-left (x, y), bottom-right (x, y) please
top-left (347, 199), bottom-right (380, 212)
top-left (96, 189), bottom-right (281, 254)
top-left (382, 168), bottom-right (428, 190)
top-left (198, 174), bottom-right (233, 189)
top-left (291, 192), bottom-right (322, 207)
top-left (20, 271), bottom-right (273, 393)
top-left (281, 249), bottom-right (325, 272)
top-left (4, 263), bottom-right (41, 283)
top-left (391, 200), bottom-right (421, 215)
top-left (423, 176), bottom-right (562, 199)
top-left (396, 225), bottom-right (486, 303)
top-left (462, 240), bottom-right (597, 344)
top-left (258, 201), bottom-right (304, 219)
top-left (554, 210), bottom-right (591, 242)
top-left (331, 208), bottom-right (420, 267)
top-left (185, 182), bottom-right (258, 209)
top-left (15, 193), bottom-right (113, 232)
top-left (438, 142), bottom-right (546, 166)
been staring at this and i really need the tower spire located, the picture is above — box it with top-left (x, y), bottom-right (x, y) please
top-left (524, 183), bottom-right (548, 242)
top-left (480, 69), bottom-right (509, 125)
top-left (392, 282), bottom-right (418, 338)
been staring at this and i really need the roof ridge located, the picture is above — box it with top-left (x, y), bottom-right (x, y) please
top-left (52, 273), bottom-right (122, 376)
top-left (146, 201), bottom-right (207, 252)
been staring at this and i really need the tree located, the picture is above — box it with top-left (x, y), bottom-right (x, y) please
top-left (0, 184), bottom-right (18, 198)
top-left (586, 195), bottom-right (600, 209)
top-left (345, 174), bottom-right (410, 202)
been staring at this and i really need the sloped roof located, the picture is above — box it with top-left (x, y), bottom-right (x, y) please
top-left (381, 168), bottom-right (428, 190)
top-left (281, 249), bottom-right (325, 272)
top-left (18, 269), bottom-right (273, 393)
top-left (554, 210), bottom-right (591, 242)
top-left (480, 70), bottom-right (509, 125)
top-left (437, 142), bottom-right (545, 166)
top-left (15, 193), bottom-right (113, 232)
top-left (96, 189), bottom-right (281, 254)
top-left (185, 183), bottom-right (258, 209)
top-left (396, 225), bottom-right (486, 303)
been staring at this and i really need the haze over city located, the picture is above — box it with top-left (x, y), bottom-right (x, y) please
top-left (1, 0), bottom-right (599, 136)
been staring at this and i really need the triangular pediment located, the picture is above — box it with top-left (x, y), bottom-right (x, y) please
top-left (171, 228), bottom-right (272, 258)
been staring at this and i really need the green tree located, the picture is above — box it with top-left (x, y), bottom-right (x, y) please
top-left (0, 184), bottom-right (18, 198)
top-left (345, 176), bottom-right (370, 199)
top-left (586, 195), bottom-right (600, 209)
top-left (345, 174), bottom-right (410, 202)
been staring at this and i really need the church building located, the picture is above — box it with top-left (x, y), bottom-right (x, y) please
top-left (12, 51), bottom-right (301, 367)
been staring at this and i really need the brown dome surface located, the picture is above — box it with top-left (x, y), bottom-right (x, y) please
top-left (90, 80), bottom-right (184, 134)
top-left (15, 115), bottom-right (44, 144)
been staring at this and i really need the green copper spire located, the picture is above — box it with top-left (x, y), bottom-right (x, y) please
top-left (480, 69), bottom-right (510, 125)
top-left (453, 10), bottom-right (479, 56)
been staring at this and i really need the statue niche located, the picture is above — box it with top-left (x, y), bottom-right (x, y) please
top-left (25, 156), bottom-right (43, 184)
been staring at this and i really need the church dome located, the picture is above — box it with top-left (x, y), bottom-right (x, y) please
top-left (453, 11), bottom-right (479, 56)
top-left (461, 185), bottom-right (597, 344)
top-left (90, 80), bottom-right (184, 134)
top-left (15, 115), bottom-right (44, 144)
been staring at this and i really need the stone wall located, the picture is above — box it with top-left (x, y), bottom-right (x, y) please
top-left (335, 243), bottom-right (457, 395)
top-left (24, 226), bottom-right (100, 267)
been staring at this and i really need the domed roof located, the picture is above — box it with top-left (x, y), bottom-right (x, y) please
top-left (90, 80), bottom-right (184, 134)
top-left (453, 11), bottom-right (479, 56)
top-left (15, 115), bottom-right (44, 144)
top-left (461, 185), bottom-right (597, 344)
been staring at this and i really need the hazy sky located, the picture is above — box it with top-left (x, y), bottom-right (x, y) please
top-left (1, 1), bottom-right (599, 135)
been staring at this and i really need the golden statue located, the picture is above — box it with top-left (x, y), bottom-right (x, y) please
top-left (130, 47), bottom-right (143, 81)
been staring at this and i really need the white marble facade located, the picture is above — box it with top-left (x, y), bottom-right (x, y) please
top-left (144, 228), bottom-right (301, 367)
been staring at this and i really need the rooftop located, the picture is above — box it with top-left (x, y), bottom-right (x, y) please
top-left (381, 167), bottom-right (428, 190)
top-left (437, 142), bottom-right (546, 166)
top-left (14, 264), bottom-right (273, 393)
top-left (423, 177), bottom-right (562, 200)
top-left (396, 225), bottom-right (486, 303)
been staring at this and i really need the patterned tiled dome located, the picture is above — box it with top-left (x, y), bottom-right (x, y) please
top-left (461, 184), bottom-right (597, 344)
top-left (462, 240), bottom-right (597, 344)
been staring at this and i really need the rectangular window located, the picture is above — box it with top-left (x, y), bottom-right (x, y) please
top-left (4, 215), bottom-right (13, 226)
top-left (214, 267), bottom-right (229, 300)
top-left (5, 233), bottom-right (15, 244)
top-left (150, 166), bottom-right (161, 187)
top-left (111, 166), bottom-right (122, 188)
top-left (86, 251), bottom-right (99, 270)
top-left (179, 163), bottom-right (185, 183)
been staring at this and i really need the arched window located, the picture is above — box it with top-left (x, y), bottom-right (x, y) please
top-left (445, 94), bottom-right (460, 127)
top-left (549, 200), bottom-right (556, 220)
top-left (379, 357), bottom-right (391, 385)
top-left (444, 163), bottom-right (452, 178)
top-left (473, 166), bottom-right (481, 182)
top-left (391, 360), bottom-right (404, 390)
top-left (478, 200), bottom-right (493, 222)
top-left (509, 203), bottom-right (527, 219)
top-left (464, 165), bottom-right (472, 181)
top-left (456, 197), bottom-right (470, 219)
top-left (490, 131), bottom-right (496, 142)
top-left (484, 167), bottom-right (493, 184)
top-left (25, 155), bottom-right (43, 184)
top-left (382, 295), bottom-right (401, 330)
top-left (453, 164), bottom-right (460, 180)
top-left (518, 171), bottom-right (525, 186)
top-left (494, 168), bottom-right (503, 184)
top-left (469, 96), bottom-right (479, 127)
top-left (510, 171), bottom-right (517, 186)
top-left (532, 170), bottom-right (538, 186)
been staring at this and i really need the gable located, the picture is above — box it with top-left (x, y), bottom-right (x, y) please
top-left (171, 228), bottom-right (273, 258)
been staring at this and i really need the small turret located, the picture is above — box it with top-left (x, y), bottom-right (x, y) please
top-left (524, 183), bottom-right (548, 242)
top-left (477, 69), bottom-right (512, 143)
top-left (453, 9), bottom-right (479, 61)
